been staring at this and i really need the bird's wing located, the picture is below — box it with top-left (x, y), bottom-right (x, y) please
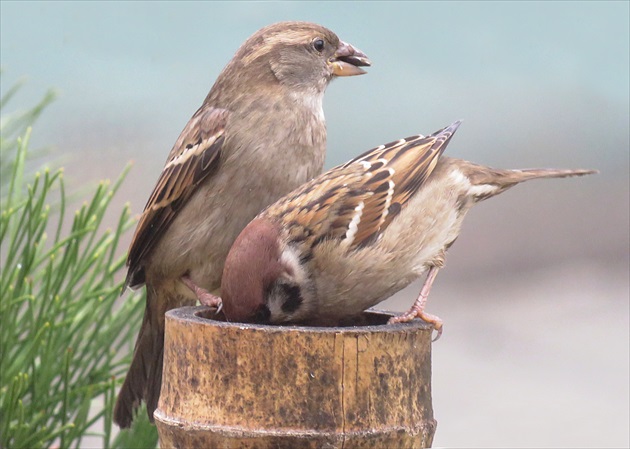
top-left (267, 121), bottom-right (461, 250)
top-left (125, 106), bottom-right (229, 288)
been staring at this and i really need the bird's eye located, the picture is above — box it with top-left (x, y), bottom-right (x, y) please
top-left (312, 38), bottom-right (325, 52)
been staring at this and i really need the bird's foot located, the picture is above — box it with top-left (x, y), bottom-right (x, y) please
top-left (388, 308), bottom-right (443, 342)
top-left (181, 275), bottom-right (223, 312)
top-left (387, 266), bottom-right (442, 341)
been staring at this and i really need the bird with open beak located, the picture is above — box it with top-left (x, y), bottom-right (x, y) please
top-left (219, 122), bottom-right (596, 336)
top-left (114, 21), bottom-right (370, 428)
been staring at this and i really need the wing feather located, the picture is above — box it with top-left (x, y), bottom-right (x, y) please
top-left (125, 106), bottom-right (229, 288)
top-left (265, 121), bottom-right (461, 252)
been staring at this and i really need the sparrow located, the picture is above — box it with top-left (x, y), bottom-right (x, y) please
top-left (219, 122), bottom-right (596, 336)
top-left (114, 21), bottom-right (370, 428)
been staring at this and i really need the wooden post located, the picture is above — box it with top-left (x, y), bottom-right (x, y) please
top-left (155, 306), bottom-right (436, 448)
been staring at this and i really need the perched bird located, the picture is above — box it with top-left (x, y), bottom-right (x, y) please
top-left (114, 21), bottom-right (370, 428)
top-left (220, 122), bottom-right (596, 334)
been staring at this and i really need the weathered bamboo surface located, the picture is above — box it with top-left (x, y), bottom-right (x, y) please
top-left (155, 306), bottom-right (435, 448)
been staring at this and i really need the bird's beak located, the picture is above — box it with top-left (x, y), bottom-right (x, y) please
top-left (329, 41), bottom-right (371, 76)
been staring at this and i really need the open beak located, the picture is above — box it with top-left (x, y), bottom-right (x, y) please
top-left (329, 41), bottom-right (371, 76)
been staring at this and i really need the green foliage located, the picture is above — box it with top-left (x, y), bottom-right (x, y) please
top-left (0, 78), bottom-right (56, 183)
top-left (0, 84), bottom-right (158, 447)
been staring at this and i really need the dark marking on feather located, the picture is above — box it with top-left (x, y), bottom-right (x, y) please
top-left (280, 284), bottom-right (303, 313)
top-left (388, 202), bottom-right (402, 217)
top-left (369, 161), bottom-right (384, 171)
top-left (383, 138), bottom-right (404, 149)
top-left (170, 196), bottom-right (185, 212)
top-left (201, 135), bottom-right (223, 170)
top-left (370, 170), bottom-right (390, 183)
top-left (473, 191), bottom-right (496, 202)
top-left (373, 181), bottom-right (391, 193)
top-left (303, 185), bottom-right (342, 211)
top-left (356, 232), bottom-right (379, 248)
top-left (311, 233), bottom-right (328, 248)
top-left (299, 251), bottom-right (314, 264)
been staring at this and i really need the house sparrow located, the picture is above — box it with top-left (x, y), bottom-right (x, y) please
top-left (220, 122), bottom-right (596, 336)
top-left (114, 21), bottom-right (370, 428)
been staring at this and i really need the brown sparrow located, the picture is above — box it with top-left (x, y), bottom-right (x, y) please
top-left (220, 122), bottom-right (596, 336)
top-left (114, 21), bottom-right (370, 428)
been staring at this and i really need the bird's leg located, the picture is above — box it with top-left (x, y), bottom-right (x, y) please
top-left (181, 274), bottom-right (223, 312)
top-left (388, 266), bottom-right (443, 341)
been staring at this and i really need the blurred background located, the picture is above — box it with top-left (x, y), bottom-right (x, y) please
top-left (1, 1), bottom-right (627, 447)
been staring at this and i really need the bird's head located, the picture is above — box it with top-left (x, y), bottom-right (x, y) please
top-left (221, 218), bottom-right (315, 324)
top-left (215, 21), bottom-right (370, 96)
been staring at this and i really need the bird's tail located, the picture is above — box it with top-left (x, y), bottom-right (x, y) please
top-left (113, 288), bottom-right (164, 428)
top-left (463, 164), bottom-right (597, 201)
top-left (500, 167), bottom-right (597, 183)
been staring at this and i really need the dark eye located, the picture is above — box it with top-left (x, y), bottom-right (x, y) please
top-left (312, 38), bottom-right (325, 52)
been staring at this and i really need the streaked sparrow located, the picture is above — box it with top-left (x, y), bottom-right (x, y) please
top-left (114, 21), bottom-right (370, 428)
top-left (220, 122), bottom-right (596, 338)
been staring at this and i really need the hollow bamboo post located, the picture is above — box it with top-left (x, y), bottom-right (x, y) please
top-left (155, 306), bottom-right (436, 448)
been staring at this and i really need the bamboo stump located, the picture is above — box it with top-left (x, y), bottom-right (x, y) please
top-left (155, 306), bottom-right (436, 448)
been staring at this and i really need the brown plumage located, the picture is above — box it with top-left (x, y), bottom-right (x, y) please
top-left (114, 21), bottom-right (370, 428)
top-left (220, 122), bottom-right (596, 334)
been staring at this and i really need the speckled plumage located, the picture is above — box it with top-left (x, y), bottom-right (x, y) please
top-left (114, 21), bottom-right (370, 428)
top-left (220, 122), bottom-right (596, 331)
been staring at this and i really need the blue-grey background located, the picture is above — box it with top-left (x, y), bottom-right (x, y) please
top-left (2, 1), bottom-right (628, 447)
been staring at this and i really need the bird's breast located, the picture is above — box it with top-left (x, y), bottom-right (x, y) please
top-left (307, 163), bottom-right (475, 319)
